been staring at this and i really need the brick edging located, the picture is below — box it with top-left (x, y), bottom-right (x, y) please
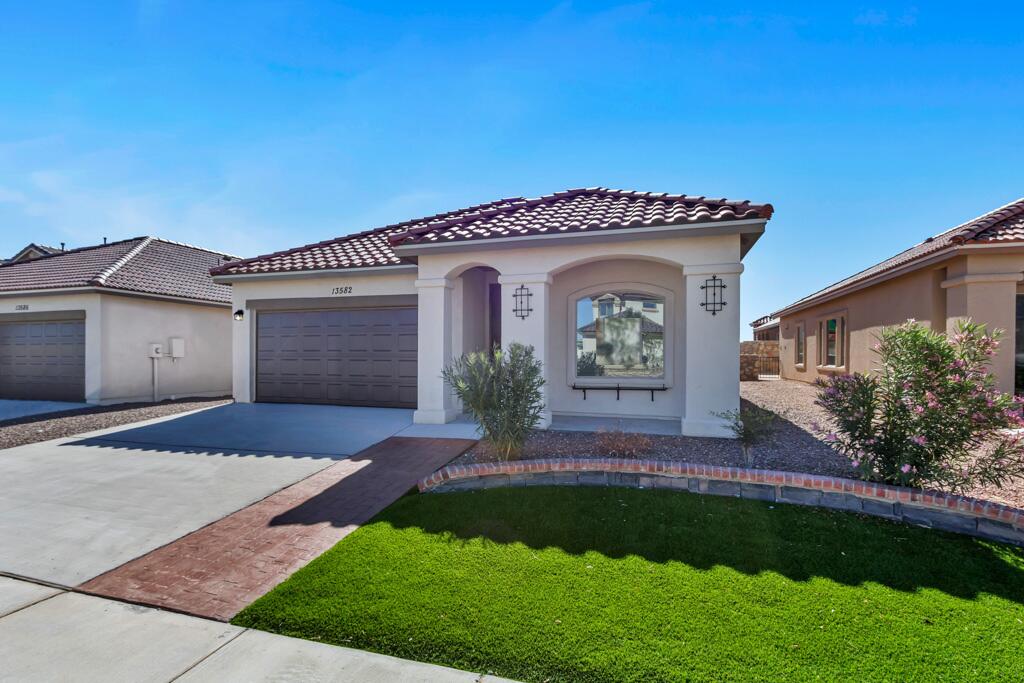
top-left (418, 459), bottom-right (1024, 547)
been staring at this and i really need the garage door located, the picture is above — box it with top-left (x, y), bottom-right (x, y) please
top-left (256, 308), bottom-right (417, 408)
top-left (0, 320), bottom-right (86, 401)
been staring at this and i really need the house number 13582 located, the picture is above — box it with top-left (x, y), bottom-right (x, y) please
top-left (331, 286), bottom-right (353, 295)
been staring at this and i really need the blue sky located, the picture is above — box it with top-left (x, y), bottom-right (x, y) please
top-left (1, 2), bottom-right (1021, 337)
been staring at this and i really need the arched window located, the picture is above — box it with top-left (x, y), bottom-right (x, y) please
top-left (575, 291), bottom-right (665, 379)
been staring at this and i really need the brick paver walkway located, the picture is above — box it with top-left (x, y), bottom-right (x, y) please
top-left (80, 436), bottom-right (475, 621)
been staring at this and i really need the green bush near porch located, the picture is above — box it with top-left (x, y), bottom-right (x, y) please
top-left (233, 487), bottom-right (1024, 682)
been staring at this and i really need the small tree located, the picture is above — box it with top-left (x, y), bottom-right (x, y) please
top-left (442, 343), bottom-right (545, 460)
top-left (814, 319), bottom-right (1024, 492)
top-left (716, 405), bottom-right (777, 467)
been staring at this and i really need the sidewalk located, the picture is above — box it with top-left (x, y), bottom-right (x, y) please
top-left (0, 576), bottom-right (515, 683)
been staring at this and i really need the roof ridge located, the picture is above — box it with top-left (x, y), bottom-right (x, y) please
top-left (148, 236), bottom-right (241, 260)
top-left (0, 236), bottom-right (146, 270)
top-left (387, 187), bottom-right (772, 247)
top-left (90, 237), bottom-right (154, 286)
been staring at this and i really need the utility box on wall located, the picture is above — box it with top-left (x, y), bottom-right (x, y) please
top-left (169, 337), bottom-right (186, 359)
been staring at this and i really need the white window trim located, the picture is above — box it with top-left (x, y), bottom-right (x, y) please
top-left (566, 281), bottom-right (675, 388)
top-left (794, 320), bottom-right (806, 369)
top-left (816, 311), bottom-right (848, 372)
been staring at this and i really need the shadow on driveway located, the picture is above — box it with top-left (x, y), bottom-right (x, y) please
top-left (66, 402), bottom-right (416, 459)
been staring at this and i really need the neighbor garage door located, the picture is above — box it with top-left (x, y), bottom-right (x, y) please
top-left (256, 308), bottom-right (417, 408)
top-left (0, 320), bottom-right (86, 401)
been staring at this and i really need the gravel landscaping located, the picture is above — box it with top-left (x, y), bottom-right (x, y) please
top-left (456, 378), bottom-right (1024, 509)
top-left (0, 397), bottom-right (230, 450)
top-left (458, 380), bottom-right (853, 477)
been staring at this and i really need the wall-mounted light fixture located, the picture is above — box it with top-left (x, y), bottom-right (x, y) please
top-left (233, 309), bottom-right (245, 321)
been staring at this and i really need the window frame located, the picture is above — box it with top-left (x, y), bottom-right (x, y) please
top-left (567, 281), bottom-right (675, 387)
top-left (815, 311), bottom-right (848, 372)
top-left (794, 321), bottom-right (805, 368)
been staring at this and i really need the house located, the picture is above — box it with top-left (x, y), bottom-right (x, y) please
top-left (772, 197), bottom-right (1024, 394)
top-left (5, 243), bottom-right (63, 264)
top-left (749, 315), bottom-right (779, 341)
top-left (0, 237), bottom-right (236, 403)
top-left (211, 187), bottom-right (773, 437)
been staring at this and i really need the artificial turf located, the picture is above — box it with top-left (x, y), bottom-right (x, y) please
top-left (233, 486), bottom-right (1024, 682)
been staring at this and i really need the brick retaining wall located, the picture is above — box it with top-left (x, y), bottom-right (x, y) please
top-left (418, 459), bottom-right (1024, 547)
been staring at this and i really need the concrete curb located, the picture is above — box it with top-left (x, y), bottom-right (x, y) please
top-left (418, 458), bottom-right (1024, 547)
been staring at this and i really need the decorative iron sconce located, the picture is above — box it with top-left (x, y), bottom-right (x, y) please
top-left (699, 275), bottom-right (727, 316)
top-left (512, 285), bottom-right (533, 319)
top-left (233, 309), bottom-right (245, 321)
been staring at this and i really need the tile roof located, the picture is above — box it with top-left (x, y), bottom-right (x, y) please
top-left (0, 237), bottom-right (235, 304)
top-left (212, 187), bottom-right (773, 276)
top-left (776, 197), bottom-right (1024, 315)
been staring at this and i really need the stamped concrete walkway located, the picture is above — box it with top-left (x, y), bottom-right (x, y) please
top-left (82, 436), bottom-right (475, 621)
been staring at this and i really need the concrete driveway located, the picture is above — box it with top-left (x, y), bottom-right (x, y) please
top-left (0, 403), bottom-right (456, 587)
top-left (0, 577), bottom-right (504, 683)
top-left (0, 399), bottom-right (90, 422)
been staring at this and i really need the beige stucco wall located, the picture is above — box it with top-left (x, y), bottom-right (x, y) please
top-left (99, 295), bottom-right (232, 403)
top-left (220, 229), bottom-right (752, 436)
top-left (0, 290), bottom-right (231, 403)
top-left (779, 249), bottom-right (1024, 394)
top-left (414, 231), bottom-right (746, 435)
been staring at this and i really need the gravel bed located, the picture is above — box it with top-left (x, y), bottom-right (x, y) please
top-left (457, 380), bottom-right (852, 477)
top-left (456, 378), bottom-right (1024, 509)
top-left (0, 397), bottom-right (230, 450)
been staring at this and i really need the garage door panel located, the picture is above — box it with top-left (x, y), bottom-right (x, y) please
top-left (397, 333), bottom-right (417, 352)
top-left (257, 307), bottom-right (417, 408)
top-left (347, 333), bottom-right (369, 352)
top-left (0, 319), bottom-right (85, 401)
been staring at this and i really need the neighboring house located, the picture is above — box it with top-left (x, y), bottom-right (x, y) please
top-left (212, 187), bottom-right (773, 437)
top-left (773, 197), bottom-right (1024, 394)
top-left (5, 243), bottom-right (63, 264)
top-left (0, 237), bottom-right (236, 403)
top-left (749, 315), bottom-right (779, 341)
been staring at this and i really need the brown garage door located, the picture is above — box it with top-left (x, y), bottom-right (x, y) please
top-left (256, 308), bottom-right (417, 408)
top-left (0, 320), bottom-right (86, 401)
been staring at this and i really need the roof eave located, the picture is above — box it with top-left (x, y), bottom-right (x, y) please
top-left (211, 263), bottom-right (419, 283)
top-left (0, 285), bottom-right (230, 307)
top-left (391, 218), bottom-right (769, 257)
top-left (772, 245), bottom-right (961, 319)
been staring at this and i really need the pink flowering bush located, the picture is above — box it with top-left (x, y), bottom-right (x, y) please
top-left (814, 320), bottom-right (1024, 492)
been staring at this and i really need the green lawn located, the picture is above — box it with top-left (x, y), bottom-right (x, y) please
top-left (234, 487), bottom-right (1024, 682)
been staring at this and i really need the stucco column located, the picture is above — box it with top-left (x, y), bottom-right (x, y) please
top-left (414, 277), bottom-right (458, 424)
top-left (83, 295), bottom-right (103, 404)
top-left (682, 263), bottom-right (743, 437)
top-left (230, 294), bottom-right (252, 403)
top-left (942, 271), bottom-right (1023, 394)
top-left (498, 273), bottom-right (552, 429)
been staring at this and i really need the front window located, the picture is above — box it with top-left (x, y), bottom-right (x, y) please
top-left (795, 323), bottom-right (805, 365)
top-left (576, 292), bottom-right (665, 378)
top-left (819, 316), bottom-right (844, 367)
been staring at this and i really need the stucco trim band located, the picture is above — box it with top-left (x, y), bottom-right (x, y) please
top-left (940, 272), bottom-right (1024, 289)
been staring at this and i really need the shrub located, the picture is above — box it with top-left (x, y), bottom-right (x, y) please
top-left (442, 343), bottom-right (546, 460)
top-left (595, 429), bottom-right (654, 458)
top-left (716, 405), bottom-right (777, 467)
top-left (814, 319), bottom-right (1024, 492)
